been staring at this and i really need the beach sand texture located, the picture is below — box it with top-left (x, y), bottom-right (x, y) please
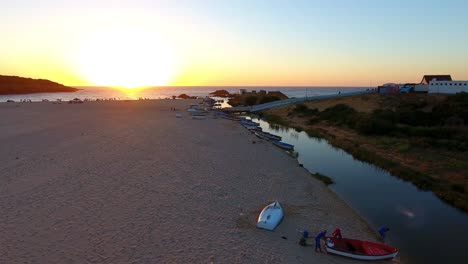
top-left (0, 100), bottom-right (384, 263)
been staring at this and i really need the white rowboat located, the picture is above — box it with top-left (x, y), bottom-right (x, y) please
top-left (256, 201), bottom-right (284, 231)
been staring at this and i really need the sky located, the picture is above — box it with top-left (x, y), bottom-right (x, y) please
top-left (1, 0), bottom-right (467, 87)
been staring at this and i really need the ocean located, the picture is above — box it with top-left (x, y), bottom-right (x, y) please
top-left (0, 86), bottom-right (369, 102)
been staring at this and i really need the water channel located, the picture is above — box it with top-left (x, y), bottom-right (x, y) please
top-left (251, 117), bottom-right (468, 264)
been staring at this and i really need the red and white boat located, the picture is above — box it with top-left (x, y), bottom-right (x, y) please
top-left (326, 237), bottom-right (398, 261)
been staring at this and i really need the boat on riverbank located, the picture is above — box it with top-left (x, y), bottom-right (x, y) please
top-left (272, 141), bottom-right (294, 150)
top-left (240, 120), bottom-right (259, 127)
top-left (326, 237), bottom-right (398, 260)
top-left (261, 131), bottom-right (281, 141)
top-left (253, 131), bottom-right (268, 139)
top-left (256, 201), bottom-right (284, 231)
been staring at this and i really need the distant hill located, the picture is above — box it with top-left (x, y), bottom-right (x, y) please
top-left (0, 75), bottom-right (79, 95)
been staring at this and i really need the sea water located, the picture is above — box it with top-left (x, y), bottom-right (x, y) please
top-left (0, 86), bottom-right (368, 102)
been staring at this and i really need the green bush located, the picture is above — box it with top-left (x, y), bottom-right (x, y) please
top-left (293, 103), bottom-right (318, 116)
top-left (319, 104), bottom-right (357, 123)
top-left (355, 116), bottom-right (396, 135)
top-left (311, 172), bottom-right (334, 185)
top-left (245, 96), bottom-right (258, 106)
top-left (451, 184), bottom-right (465, 193)
top-left (259, 96), bottom-right (280, 104)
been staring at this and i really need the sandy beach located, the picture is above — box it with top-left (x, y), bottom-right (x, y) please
top-left (0, 99), bottom-right (384, 263)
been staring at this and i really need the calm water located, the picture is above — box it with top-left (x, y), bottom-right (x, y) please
top-left (0, 86), bottom-right (368, 102)
top-left (251, 119), bottom-right (468, 264)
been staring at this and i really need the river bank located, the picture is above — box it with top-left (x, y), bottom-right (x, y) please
top-left (250, 118), bottom-right (468, 264)
top-left (0, 99), bottom-right (383, 263)
top-left (259, 93), bottom-right (468, 212)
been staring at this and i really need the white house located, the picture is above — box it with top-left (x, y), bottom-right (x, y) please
top-left (429, 80), bottom-right (468, 94)
top-left (416, 75), bottom-right (468, 94)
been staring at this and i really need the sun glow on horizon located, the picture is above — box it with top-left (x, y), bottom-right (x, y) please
top-left (74, 29), bottom-right (179, 89)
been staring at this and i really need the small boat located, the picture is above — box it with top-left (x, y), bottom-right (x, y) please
top-left (192, 115), bottom-right (206, 120)
top-left (240, 120), bottom-right (259, 127)
top-left (256, 201), bottom-right (284, 231)
top-left (272, 141), bottom-right (294, 150)
top-left (326, 237), bottom-right (398, 261)
top-left (262, 132), bottom-right (282, 141)
top-left (221, 115), bottom-right (241, 121)
top-left (175, 113), bottom-right (182, 118)
top-left (243, 124), bottom-right (261, 130)
top-left (253, 131), bottom-right (268, 139)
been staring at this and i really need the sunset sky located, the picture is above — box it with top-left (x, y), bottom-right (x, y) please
top-left (1, 0), bottom-right (467, 87)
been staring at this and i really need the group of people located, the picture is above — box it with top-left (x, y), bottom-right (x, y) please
top-left (299, 226), bottom-right (389, 253)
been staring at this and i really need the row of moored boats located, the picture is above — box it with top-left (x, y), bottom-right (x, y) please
top-left (238, 119), bottom-right (295, 151)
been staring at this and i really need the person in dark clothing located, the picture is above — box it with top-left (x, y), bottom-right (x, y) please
top-left (298, 230), bottom-right (309, 246)
top-left (315, 230), bottom-right (327, 253)
top-left (378, 226), bottom-right (390, 239)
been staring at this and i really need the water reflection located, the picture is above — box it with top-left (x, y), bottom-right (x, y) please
top-left (250, 117), bottom-right (468, 264)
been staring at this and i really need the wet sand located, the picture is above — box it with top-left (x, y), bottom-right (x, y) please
top-left (0, 100), bottom-right (385, 263)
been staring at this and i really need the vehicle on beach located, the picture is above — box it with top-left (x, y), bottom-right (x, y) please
top-left (326, 237), bottom-right (398, 260)
top-left (256, 201), bottom-right (284, 231)
top-left (272, 141), bottom-right (294, 150)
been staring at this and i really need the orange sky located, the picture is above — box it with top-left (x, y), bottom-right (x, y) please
top-left (1, 1), bottom-right (467, 87)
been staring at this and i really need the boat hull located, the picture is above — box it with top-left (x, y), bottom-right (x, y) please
top-left (256, 201), bottom-right (284, 231)
top-left (272, 141), bottom-right (294, 150)
top-left (326, 237), bottom-right (398, 261)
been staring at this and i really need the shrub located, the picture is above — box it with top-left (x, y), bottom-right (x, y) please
top-left (259, 96), bottom-right (280, 104)
top-left (294, 103), bottom-right (309, 112)
top-left (319, 104), bottom-right (357, 123)
top-left (311, 172), bottom-right (334, 185)
top-left (262, 113), bottom-right (289, 126)
top-left (355, 116), bottom-right (396, 135)
top-left (293, 103), bottom-right (318, 116)
top-left (245, 96), bottom-right (258, 106)
top-left (451, 184), bottom-right (465, 193)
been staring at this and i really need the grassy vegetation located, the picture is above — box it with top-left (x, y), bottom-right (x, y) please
top-left (257, 112), bottom-right (291, 127)
top-left (289, 93), bottom-right (468, 151)
top-left (269, 93), bottom-right (468, 212)
top-left (311, 172), bottom-right (334, 185)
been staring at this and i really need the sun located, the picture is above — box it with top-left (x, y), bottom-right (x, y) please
top-left (75, 29), bottom-right (179, 88)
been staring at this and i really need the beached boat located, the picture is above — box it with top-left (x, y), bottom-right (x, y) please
top-left (240, 120), bottom-right (259, 127)
top-left (221, 115), bottom-right (241, 121)
top-left (175, 113), bottom-right (182, 118)
top-left (192, 115), bottom-right (206, 120)
top-left (262, 132), bottom-right (282, 141)
top-left (326, 237), bottom-right (398, 260)
top-left (256, 201), bottom-right (284, 231)
top-left (272, 141), bottom-right (294, 150)
top-left (243, 124), bottom-right (261, 130)
top-left (253, 131), bottom-right (268, 139)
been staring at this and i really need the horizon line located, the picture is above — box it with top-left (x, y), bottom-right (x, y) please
top-left (72, 85), bottom-right (374, 88)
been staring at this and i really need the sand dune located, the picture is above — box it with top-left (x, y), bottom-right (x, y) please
top-left (0, 100), bottom-right (384, 263)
